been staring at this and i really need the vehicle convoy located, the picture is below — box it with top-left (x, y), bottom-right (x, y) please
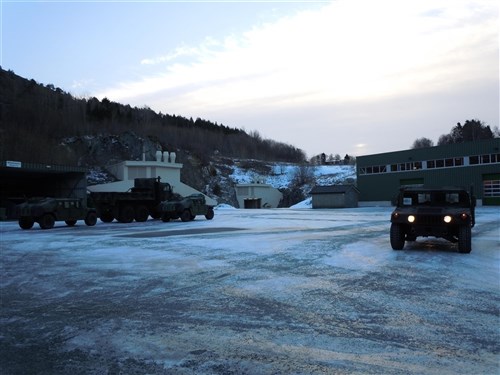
top-left (16, 197), bottom-right (97, 230)
top-left (90, 177), bottom-right (175, 223)
top-left (390, 186), bottom-right (476, 253)
top-left (160, 193), bottom-right (215, 222)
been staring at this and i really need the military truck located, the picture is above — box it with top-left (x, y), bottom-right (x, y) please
top-left (90, 177), bottom-right (175, 223)
top-left (159, 193), bottom-right (214, 222)
top-left (390, 186), bottom-right (476, 253)
top-left (16, 197), bottom-right (97, 230)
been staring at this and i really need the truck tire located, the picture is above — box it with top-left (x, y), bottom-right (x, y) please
top-left (390, 223), bottom-right (405, 250)
top-left (458, 225), bottom-right (471, 253)
top-left (135, 205), bottom-right (149, 222)
top-left (85, 212), bottom-right (98, 226)
top-left (161, 213), bottom-right (171, 222)
top-left (205, 208), bottom-right (214, 220)
top-left (150, 210), bottom-right (161, 220)
top-left (118, 205), bottom-right (134, 223)
top-left (19, 217), bottom-right (35, 230)
top-left (100, 210), bottom-right (114, 223)
top-left (65, 220), bottom-right (77, 226)
top-left (180, 209), bottom-right (191, 222)
top-left (39, 214), bottom-right (55, 230)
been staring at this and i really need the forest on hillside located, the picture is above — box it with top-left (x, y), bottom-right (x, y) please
top-left (0, 68), bottom-right (306, 165)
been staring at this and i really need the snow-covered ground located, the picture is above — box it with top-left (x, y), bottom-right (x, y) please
top-left (1, 206), bottom-right (499, 374)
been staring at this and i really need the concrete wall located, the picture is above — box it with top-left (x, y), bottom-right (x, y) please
top-left (236, 184), bottom-right (283, 208)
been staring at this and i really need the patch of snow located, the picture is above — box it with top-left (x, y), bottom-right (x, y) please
top-left (290, 197), bottom-right (312, 209)
top-left (215, 204), bottom-right (236, 210)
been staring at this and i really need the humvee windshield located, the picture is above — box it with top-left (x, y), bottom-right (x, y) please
top-left (401, 191), bottom-right (470, 207)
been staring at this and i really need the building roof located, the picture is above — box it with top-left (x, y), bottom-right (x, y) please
top-left (0, 160), bottom-right (87, 175)
top-left (310, 185), bottom-right (359, 195)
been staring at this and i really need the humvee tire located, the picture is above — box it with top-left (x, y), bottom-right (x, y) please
top-left (39, 214), bottom-right (55, 230)
top-left (458, 225), bottom-right (472, 253)
top-left (390, 223), bottom-right (405, 250)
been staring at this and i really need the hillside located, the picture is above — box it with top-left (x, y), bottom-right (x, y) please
top-left (0, 68), bottom-right (306, 165)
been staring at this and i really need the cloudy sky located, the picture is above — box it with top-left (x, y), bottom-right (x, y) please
top-left (3, 0), bottom-right (498, 158)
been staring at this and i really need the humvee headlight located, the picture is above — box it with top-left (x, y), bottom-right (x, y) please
top-left (443, 215), bottom-right (452, 223)
top-left (408, 215), bottom-right (415, 223)
top-left (392, 212), bottom-right (399, 219)
top-left (460, 213), bottom-right (468, 220)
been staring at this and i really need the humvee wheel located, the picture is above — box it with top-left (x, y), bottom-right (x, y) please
top-left (39, 214), bottom-right (55, 230)
top-left (161, 213), bottom-right (171, 222)
top-left (205, 208), bottom-right (214, 220)
top-left (19, 217), bottom-right (35, 230)
top-left (65, 220), bottom-right (77, 226)
top-left (390, 223), bottom-right (405, 250)
top-left (458, 225), bottom-right (471, 253)
top-left (118, 205), bottom-right (134, 223)
top-left (85, 212), bottom-right (98, 226)
top-left (135, 205), bottom-right (149, 222)
top-left (180, 209), bottom-right (191, 222)
top-left (100, 211), bottom-right (114, 223)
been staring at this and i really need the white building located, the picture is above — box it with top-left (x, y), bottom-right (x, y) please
top-left (235, 182), bottom-right (283, 208)
top-left (88, 151), bottom-right (217, 206)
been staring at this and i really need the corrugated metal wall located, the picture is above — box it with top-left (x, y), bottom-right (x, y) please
top-left (357, 139), bottom-right (500, 203)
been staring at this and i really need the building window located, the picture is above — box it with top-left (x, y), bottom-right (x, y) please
top-left (484, 180), bottom-right (500, 197)
top-left (469, 154), bottom-right (500, 165)
top-left (360, 150), bottom-right (498, 176)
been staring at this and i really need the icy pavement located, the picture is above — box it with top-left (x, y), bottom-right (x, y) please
top-left (1, 206), bottom-right (499, 374)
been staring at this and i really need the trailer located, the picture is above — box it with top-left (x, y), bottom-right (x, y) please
top-left (90, 177), bottom-right (176, 223)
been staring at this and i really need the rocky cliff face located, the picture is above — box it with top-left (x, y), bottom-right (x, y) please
top-left (62, 132), bottom-right (162, 167)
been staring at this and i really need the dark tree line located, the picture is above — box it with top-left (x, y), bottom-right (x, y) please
top-left (0, 68), bottom-right (306, 165)
top-left (412, 119), bottom-right (498, 149)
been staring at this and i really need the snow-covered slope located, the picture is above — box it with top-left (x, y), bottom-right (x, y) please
top-left (229, 163), bottom-right (356, 189)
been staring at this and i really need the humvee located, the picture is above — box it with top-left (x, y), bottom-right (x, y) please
top-left (16, 197), bottom-right (97, 230)
top-left (159, 194), bottom-right (214, 222)
top-left (390, 187), bottom-right (476, 253)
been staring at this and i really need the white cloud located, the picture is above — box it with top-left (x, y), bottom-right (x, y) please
top-left (94, 0), bottom-right (498, 155)
top-left (99, 0), bottom-right (496, 102)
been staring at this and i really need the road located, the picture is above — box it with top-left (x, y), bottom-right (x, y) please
top-left (1, 206), bottom-right (499, 374)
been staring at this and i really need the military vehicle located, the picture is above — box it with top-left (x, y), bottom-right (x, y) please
top-left (90, 177), bottom-right (175, 223)
top-left (16, 197), bottom-right (97, 230)
top-left (390, 186), bottom-right (476, 253)
top-left (160, 193), bottom-right (214, 222)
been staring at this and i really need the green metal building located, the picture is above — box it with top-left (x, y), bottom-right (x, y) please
top-left (356, 139), bottom-right (500, 205)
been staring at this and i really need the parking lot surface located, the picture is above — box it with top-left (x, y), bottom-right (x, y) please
top-left (1, 206), bottom-right (499, 374)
